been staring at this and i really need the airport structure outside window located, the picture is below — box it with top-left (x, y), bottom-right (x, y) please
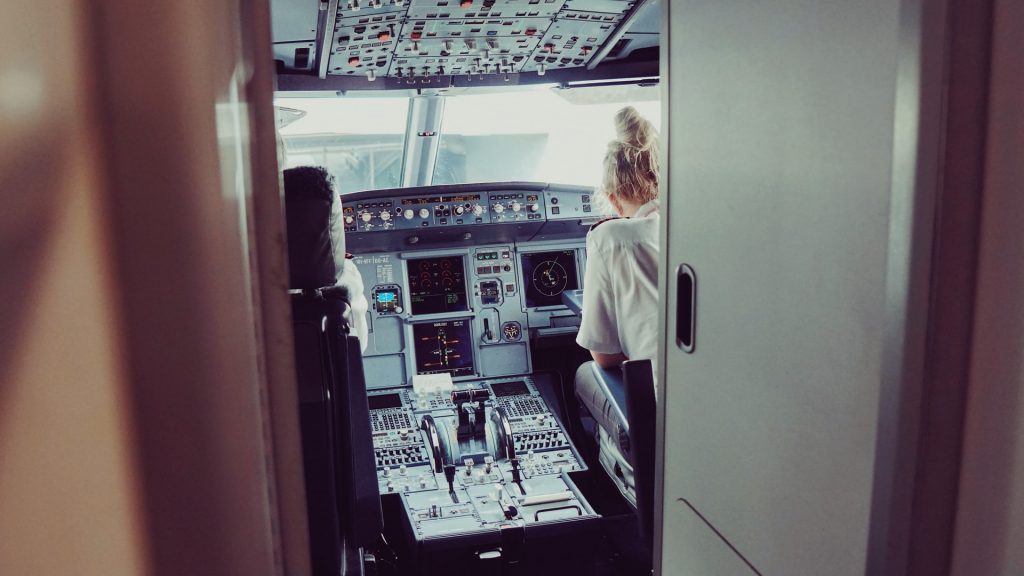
top-left (434, 85), bottom-right (660, 189)
top-left (275, 84), bottom-right (659, 194)
top-left (276, 97), bottom-right (409, 194)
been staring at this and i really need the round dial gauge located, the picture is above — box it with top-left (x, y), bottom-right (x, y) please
top-left (501, 322), bottom-right (522, 342)
top-left (531, 260), bottom-right (569, 297)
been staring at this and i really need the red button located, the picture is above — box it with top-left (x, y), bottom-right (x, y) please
top-left (378, 31), bottom-right (391, 41)
top-left (411, 31), bottom-right (422, 40)
top-left (348, 57), bottom-right (360, 66)
top-left (460, 0), bottom-right (472, 8)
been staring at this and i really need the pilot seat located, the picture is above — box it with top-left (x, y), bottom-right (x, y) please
top-left (575, 359), bottom-right (657, 549)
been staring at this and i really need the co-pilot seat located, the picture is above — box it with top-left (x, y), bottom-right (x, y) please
top-left (576, 362), bottom-right (636, 505)
top-left (575, 358), bottom-right (656, 547)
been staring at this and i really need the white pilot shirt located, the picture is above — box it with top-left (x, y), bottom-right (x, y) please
top-left (576, 199), bottom-right (660, 361)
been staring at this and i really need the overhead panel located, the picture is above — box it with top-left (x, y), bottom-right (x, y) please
top-left (329, 6), bottom-right (405, 77)
top-left (404, 0), bottom-right (569, 20)
top-left (312, 0), bottom-right (643, 82)
top-left (521, 10), bottom-right (622, 73)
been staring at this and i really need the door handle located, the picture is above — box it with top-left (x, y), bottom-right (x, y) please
top-left (676, 264), bottom-right (696, 352)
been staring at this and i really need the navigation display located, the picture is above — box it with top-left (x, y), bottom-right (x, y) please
top-left (412, 319), bottom-right (475, 377)
top-left (521, 250), bottom-right (580, 308)
top-left (407, 256), bottom-right (468, 315)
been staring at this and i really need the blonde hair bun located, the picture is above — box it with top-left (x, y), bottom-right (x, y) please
top-left (602, 106), bottom-right (659, 207)
top-left (614, 105), bottom-right (656, 151)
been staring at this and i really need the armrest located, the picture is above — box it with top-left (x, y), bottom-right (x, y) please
top-left (562, 289), bottom-right (585, 316)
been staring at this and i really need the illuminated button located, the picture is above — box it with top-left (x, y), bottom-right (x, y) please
top-left (511, 201), bottom-right (521, 212)
top-left (348, 56), bottom-right (360, 67)
top-left (461, 0), bottom-right (472, 8)
top-left (361, 212), bottom-right (373, 222)
top-left (418, 208), bottom-right (429, 218)
top-left (404, 209), bottom-right (415, 220)
top-left (378, 31), bottom-right (391, 41)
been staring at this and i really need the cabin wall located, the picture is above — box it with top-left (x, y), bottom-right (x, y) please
top-left (0, 3), bottom-right (149, 575)
top-left (950, 0), bottom-right (1024, 573)
top-left (2, 0), bottom-right (290, 575)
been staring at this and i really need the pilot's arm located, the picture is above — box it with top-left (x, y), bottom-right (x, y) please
top-left (329, 192), bottom-right (370, 352)
top-left (337, 257), bottom-right (369, 352)
top-left (576, 229), bottom-right (628, 368)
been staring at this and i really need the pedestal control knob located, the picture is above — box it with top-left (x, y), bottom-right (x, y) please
top-left (379, 210), bottom-right (391, 221)
top-left (493, 203), bottom-right (505, 214)
top-left (472, 204), bottom-right (484, 216)
top-left (404, 209), bottom-right (415, 220)
top-left (511, 201), bottom-right (522, 212)
top-left (454, 205), bottom-right (465, 216)
top-left (418, 208), bottom-right (430, 219)
top-left (529, 203), bottom-right (540, 213)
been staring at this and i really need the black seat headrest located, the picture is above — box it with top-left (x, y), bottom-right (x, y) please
top-left (283, 166), bottom-right (346, 290)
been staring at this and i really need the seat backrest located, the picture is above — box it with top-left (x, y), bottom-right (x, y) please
top-left (623, 358), bottom-right (656, 551)
top-left (292, 287), bottom-right (382, 574)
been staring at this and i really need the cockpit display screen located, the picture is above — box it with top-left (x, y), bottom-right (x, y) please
top-left (491, 381), bottom-right (529, 397)
top-left (521, 250), bottom-right (580, 308)
top-left (407, 256), bottom-right (468, 315)
top-left (412, 319), bottom-right (475, 377)
top-left (367, 393), bottom-right (403, 410)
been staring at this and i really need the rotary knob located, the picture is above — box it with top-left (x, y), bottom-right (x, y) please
top-left (493, 203), bottom-right (505, 214)
top-left (379, 210), bottom-right (391, 221)
top-left (418, 208), bottom-right (430, 218)
top-left (529, 203), bottom-right (540, 213)
top-left (472, 204), bottom-right (484, 216)
top-left (454, 205), bottom-right (466, 216)
top-left (360, 212), bottom-right (372, 223)
top-left (403, 209), bottom-right (414, 220)
top-left (511, 201), bottom-right (522, 212)
top-left (345, 215), bottom-right (355, 225)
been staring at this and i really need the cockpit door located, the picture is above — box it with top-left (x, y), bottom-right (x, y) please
top-left (655, 1), bottom-right (961, 574)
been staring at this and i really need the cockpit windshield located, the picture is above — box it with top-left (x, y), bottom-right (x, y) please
top-left (276, 83), bottom-right (659, 194)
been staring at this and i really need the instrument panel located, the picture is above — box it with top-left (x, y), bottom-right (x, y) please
top-left (347, 183), bottom-right (599, 390)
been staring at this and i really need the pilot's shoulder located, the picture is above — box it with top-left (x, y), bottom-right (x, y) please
top-left (588, 216), bottom-right (621, 233)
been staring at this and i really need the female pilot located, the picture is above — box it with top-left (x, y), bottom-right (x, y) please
top-left (576, 106), bottom-right (660, 369)
top-left (574, 106), bottom-right (659, 501)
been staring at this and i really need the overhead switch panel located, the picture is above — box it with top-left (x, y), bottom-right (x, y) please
top-left (279, 0), bottom-right (643, 79)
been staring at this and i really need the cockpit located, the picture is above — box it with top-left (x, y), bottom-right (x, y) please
top-left (273, 2), bottom-right (661, 573)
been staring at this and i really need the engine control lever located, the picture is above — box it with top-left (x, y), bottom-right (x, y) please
top-left (509, 457), bottom-right (526, 495)
top-left (444, 464), bottom-right (459, 503)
